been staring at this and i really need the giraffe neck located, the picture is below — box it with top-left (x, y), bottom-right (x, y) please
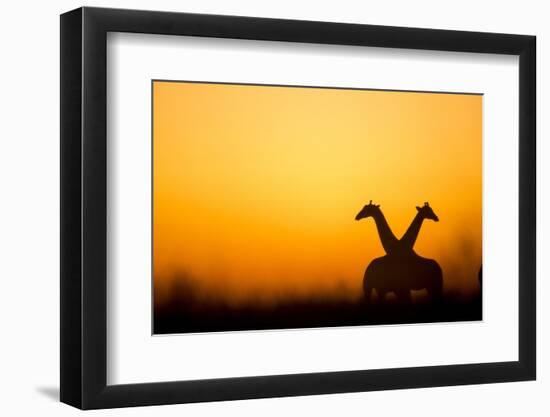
top-left (371, 211), bottom-right (399, 254)
top-left (400, 212), bottom-right (425, 251)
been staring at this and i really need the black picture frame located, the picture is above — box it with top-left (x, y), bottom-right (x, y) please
top-left (60, 6), bottom-right (536, 410)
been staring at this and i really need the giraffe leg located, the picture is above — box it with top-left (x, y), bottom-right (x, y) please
top-left (396, 290), bottom-right (412, 305)
top-left (377, 289), bottom-right (386, 304)
top-left (363, 285), bottom-right (373, 304)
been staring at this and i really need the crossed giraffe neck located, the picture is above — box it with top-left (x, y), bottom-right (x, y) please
top-left (366, 209), bottom-right (399, 254)
top-left (355, 201), bottom-right (439, 254)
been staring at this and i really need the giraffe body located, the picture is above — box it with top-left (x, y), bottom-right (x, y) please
top-left (363, 254), bottom-right (443, 302)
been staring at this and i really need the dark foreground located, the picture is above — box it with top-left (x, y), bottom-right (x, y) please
top-left (154, 293), bottom-right (482, 334)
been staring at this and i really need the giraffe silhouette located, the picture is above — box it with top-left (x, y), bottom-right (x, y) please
top-left (355, 201), bottom-right (443, 304)
top-left (354, 201), bottom-right (399, 254)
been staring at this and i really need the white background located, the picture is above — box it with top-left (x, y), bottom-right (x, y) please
top-left (108, 33), bottom-right (519, 384)
top-left (0, 0), bottom-right (546, 416)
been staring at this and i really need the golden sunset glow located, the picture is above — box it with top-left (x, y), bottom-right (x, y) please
top-left (153, 81), bottom-right (482, 307)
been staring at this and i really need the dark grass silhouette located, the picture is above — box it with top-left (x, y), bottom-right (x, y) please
top-left (154, 292), bottom-right (481, 334)
top-left (153, 273), bottom-right (481, 334)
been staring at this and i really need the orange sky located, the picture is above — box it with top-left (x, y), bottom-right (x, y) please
top-left (153, 81), bottom-right (482, 305)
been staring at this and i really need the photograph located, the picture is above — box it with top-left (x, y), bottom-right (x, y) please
top-left (55, 5), bottom-right (537, 411)
top-left (152, 80), bottom-right (483, 334)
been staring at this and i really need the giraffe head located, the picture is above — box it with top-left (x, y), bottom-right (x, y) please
top-left (416, 202), bottom-right (439, 222)
top-left (355, 200), bottom-right (381, 221)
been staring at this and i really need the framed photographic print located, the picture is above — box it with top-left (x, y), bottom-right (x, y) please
top-left (60, 6), bottom-right (536, 409)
